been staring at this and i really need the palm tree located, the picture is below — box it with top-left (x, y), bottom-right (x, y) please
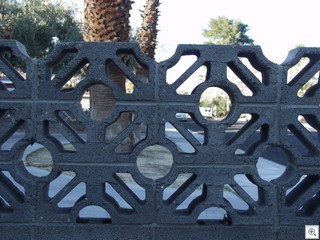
top-left (130, 0), bottom-right (160, 144)
top-left (83, 0), bottom-right (160, 150)
top-left (84, 0), bottom-right (131, 43)
top-left (136, 0), bottom-right (160, 83)
top-left (138, 0), bottom-right (160, 60)
top-left (83, 0), bottom-right (132, 151)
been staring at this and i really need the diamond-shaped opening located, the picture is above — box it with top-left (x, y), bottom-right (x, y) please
top-left (187, 124), bottom-right (204, 145)
top-left (114, 173), bottom-right (146, 201)
top-left (256, 146), bottom-right (288, 182)
top-left (106, 60), bottom-right (135, 94)
top-left (199, 87), bottom-right (231, 120)
top-left (287, 126), bottom-right (309, 154)
top-left (0, 74), bottom-right (15, 91)
top-left (173, 114), bottom-right (205, 144)
top-left (176, 65), bottom-right (207, 95)
top-left (225, 120), bottom-right (243, 144)
top-left (115, 122), bottom-right (147, 153)
top-left (114, 138), bottom-right (132, 154)
top-left (234, 174), bottom-right (258, 201)
top-left (1, 170), bottom-right (25, 195)
top-left (227, 65), bottom-right (253, 96)
top-left (116, 50), bottom-right (149, 85)
top-left (197, 207), bottom-right (230, 225)
top-left (176, 184), bottom-right (206, 213)
top-left (298, 115), bottom-right (319, 136)
top-left (57, 182), bottom-right (86, 208)
top-left (163, 173), bottom-right (195, 201)
top-left (105, 182), bottom-right (133, 210)
top-left (233, 123), bottom-right (268, 155)
top-left (56, 111), bottom-right (87, 142)
top-left (238, 57), bottom-right (262, 81)
top-left (83, 84), bottom-right (115, 121)
top-left (225, 114), bottom-right (254, 145)
top-left (0, 51), bottom-right (27, 80)
top-left (225, 115), bottom-right (252, 146)
top-left (51, 50), bottom-right (79, 76)
top-left (0, 195), bottom-right (13, 213)
top-left (24, 143), bottom-right (53, 177)
top-left (297, 72), bottom-right (318, 97)
top-left (297, 191), bottom-right (320, 216)
top-left (287, 57), bottom-right (310, 84)
top-left (0, 170), bottom-right (25, 209)
top-left (77, 205), bottom-right (111, 224)
top-left (74, 63), bottom-right (89, 83)
top-left (287, 124), bottom-right (318, 156)
top-left (165, 122), bottom-right (196, 153)
top-left (286, 175), bottom-right (320, 216)
top-left (46, 121), bottom-right (76, 152)
top-left (285, 175), bottom-right (320, 216)
top-left (136, 145), bottom-right (174, 180)
top-left (238, 52), bottom-right (268, 83)
top-left (132, 122), bottom-right (147, 145)
top-left (223, 184), bottom-right (249, 211)
top-left (59, 64), bottom-right (89, 91)
top-left (166, 55), bottom-right (206, 95)
top-left (166, 55), bottom-right (197, 84)
top-left (47, 49), bottom-right (89, 91)
top-left (48, 171), bottom-right (76, 198)
top-left (286, 175), bottom-right (309, 205)
top-left (0, 116), bottom-right (25, 151)
top-left (227, 56), bottom-right (263, 96)
top-left (105, 112), bottom-right (136, 153)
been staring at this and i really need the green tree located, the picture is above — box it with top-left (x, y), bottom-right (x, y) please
top-left (212, 95), bottom-right (228, 118)
top-left (0, 0), bottom-right (82, 59)
top-left (203, 16), bottom-right (254, 45)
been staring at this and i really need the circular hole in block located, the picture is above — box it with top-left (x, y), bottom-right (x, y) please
top-left (256, 146), bottom-right (290, 182)
top-left (78, 205), bottom-right (111, 224)
top-left (81, 84), bottom-right (115, 120)
top-left (199, 87), bottom-right (231, 120)
top-left (24, 143), bottom-right (53, 177)
top-left (137, 145), bottom-right (173, 180)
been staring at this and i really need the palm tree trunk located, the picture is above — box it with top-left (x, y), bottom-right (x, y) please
top-left (132, 0), bottom-right (160, 143)
top-left (137, 0), bottom-right (160, 60)
top-left (135, 0), bottom-right (160, 84)
top-left (84, 0), bottom-right (133, 151)
top-left (84, 0), bottom-right (132, 43)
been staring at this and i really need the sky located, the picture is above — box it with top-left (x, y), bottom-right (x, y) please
top-left (66, 0), bottom-right (320, 92)
top-left (129, 0), bottom-right (320, 63)
top-left (69, 0), bottom-right (320, 63)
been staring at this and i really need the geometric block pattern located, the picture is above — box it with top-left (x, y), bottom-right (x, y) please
top-left (0, 40), bottom-right (319, 239)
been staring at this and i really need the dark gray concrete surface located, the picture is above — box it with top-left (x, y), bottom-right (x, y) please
top-left (0, 40), bottom-right (319, 239)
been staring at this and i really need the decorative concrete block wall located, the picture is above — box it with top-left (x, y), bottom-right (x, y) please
top-left (0, 40), bottom-right (319, 239)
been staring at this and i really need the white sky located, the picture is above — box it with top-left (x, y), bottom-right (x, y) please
top-left (130, 0), bottom-right (320, 63)
top-left (66, 0), bottom-right (320, 92)
top-left (70, 0), bottom-right (320, 63)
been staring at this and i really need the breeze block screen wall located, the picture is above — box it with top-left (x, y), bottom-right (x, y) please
top-left (0, 40), bottom-right (319, 239)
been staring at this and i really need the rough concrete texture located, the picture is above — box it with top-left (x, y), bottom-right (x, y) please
top-left (0, 40), bottom-right (319, 239)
